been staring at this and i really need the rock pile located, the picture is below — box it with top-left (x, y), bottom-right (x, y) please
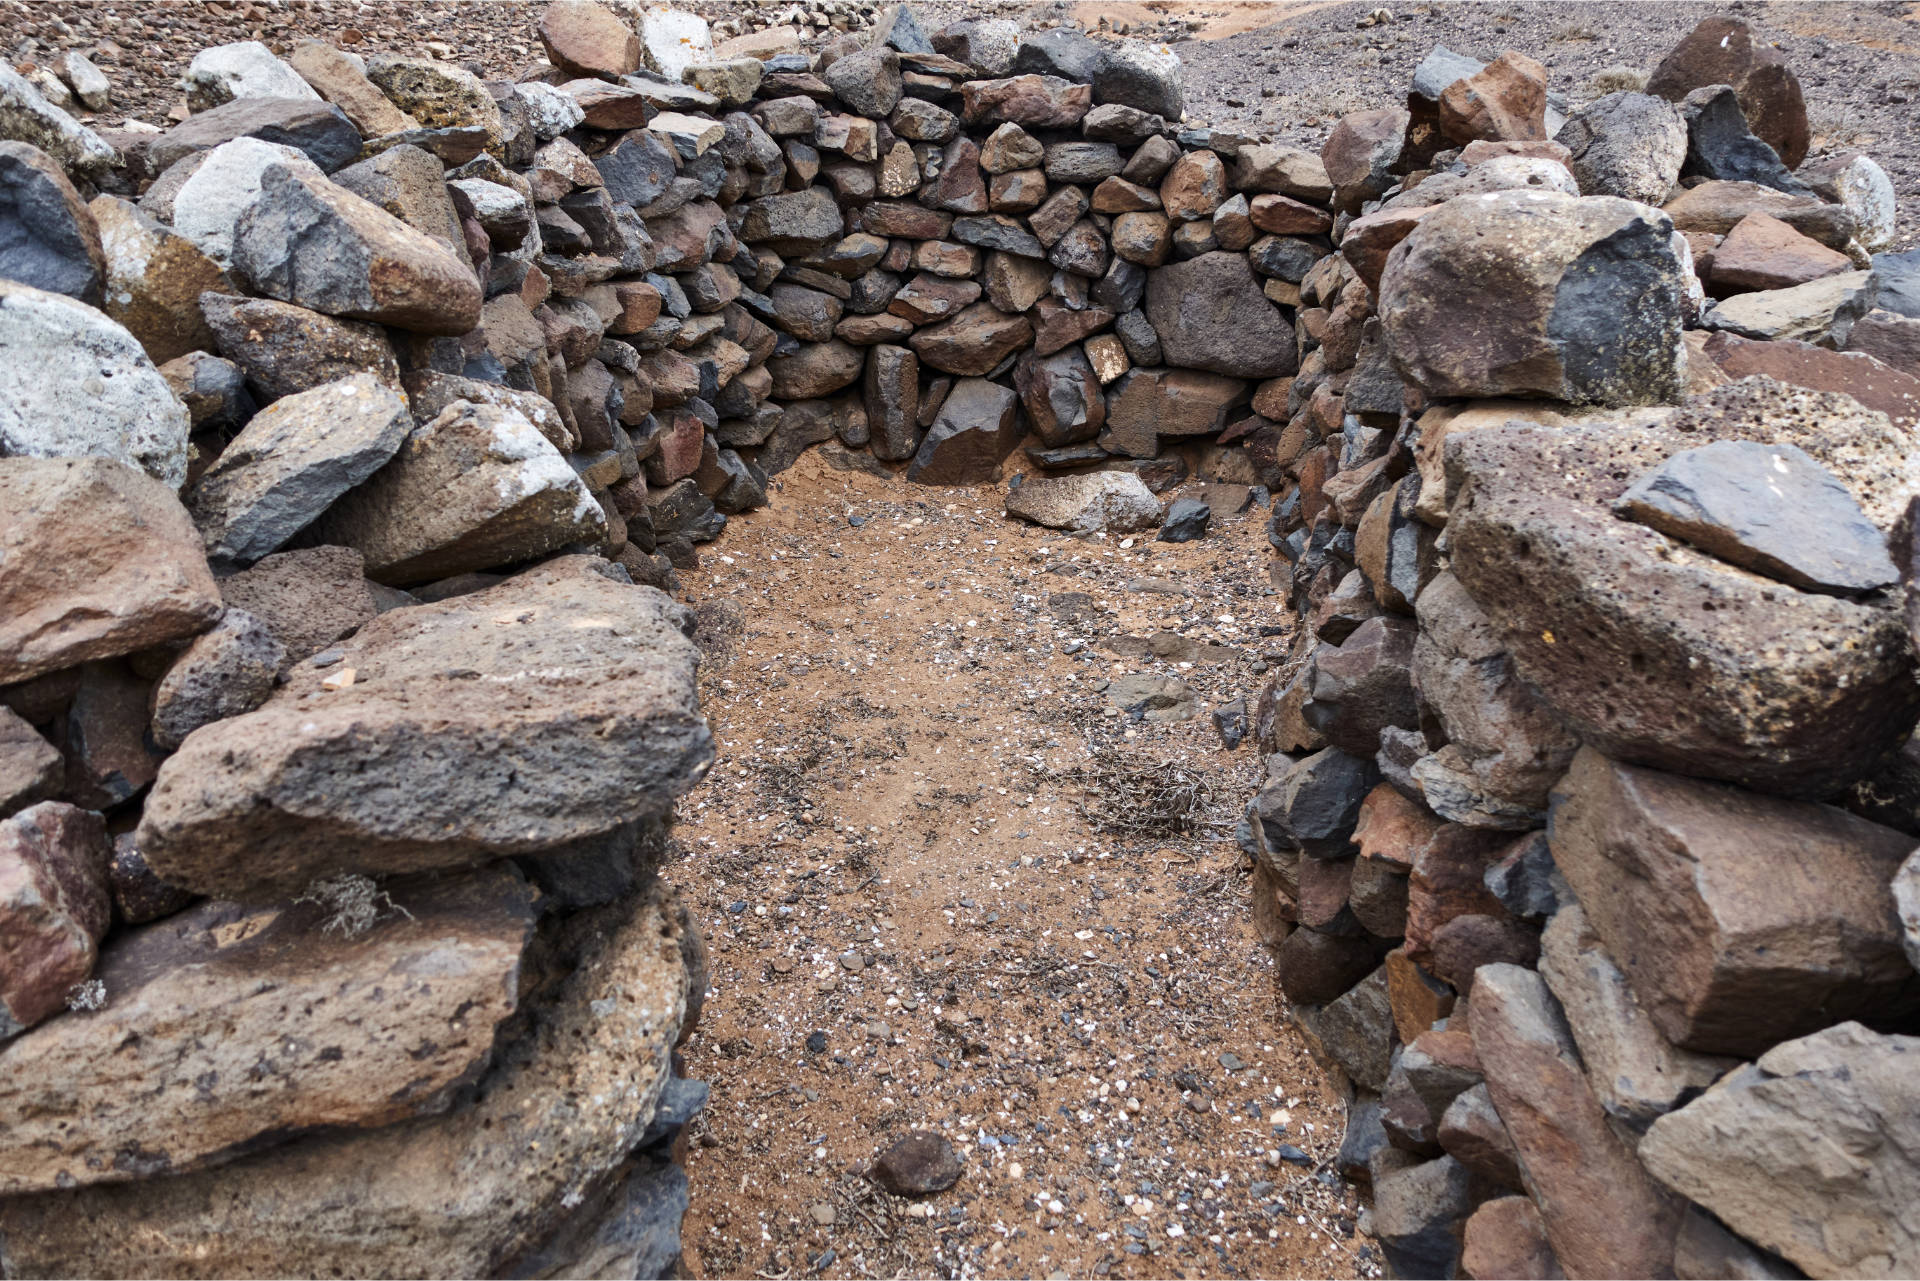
top-left (1242, 17), bottom-right (1920, 1281)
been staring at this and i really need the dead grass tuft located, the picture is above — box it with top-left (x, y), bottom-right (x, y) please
top-left (1070, 748), bottom-right (1221, 838)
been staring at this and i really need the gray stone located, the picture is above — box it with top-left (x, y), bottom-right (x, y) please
top-left (190, 375), bottom-right (411, 565)
top-left (167, 138), bottom-right (328, 270)
top-left (823, 49), bottom-right (902, 118)
top-left (0, 140), bottom-right (103, 306)
top-left (233, 163), bottom-right (482, 336)
top-left (1013, 345), bottom-right (1102, 446)
top-left (1256, 747), bottom-right (1381, 860)
top-left (185, 41), bottom-right (320, 112)
top-left (906, 377), bottom-right (1020, 486)
top-left (1672, 1206), bottom-right (1802, 1281)
top-left (0, 280), bottom-right (189, 487)
top-left (1303, 964), bottom-right (1394, 1090)
top-left (201, 292), bottom-right (402, 404)
top-left (0, 63), bottom-right (117, 181)
top-left (1640, 1022), bottom-right (1920, 1279)
top-left (136, 558), bottom-right (708, 899)
top-left (1410, 573), bottom-right (1579, 828)
top-left (1436, 1084), bottom-right (1522, 1190)
top-left (147, 96), bottom-right (360, 176)
top-left (149, 608), bottom-right (286, 750)
top-left (1616, 439), bottom-right (1896, 595)
top-left (1005, 471), bottom-right (1158, 535)
top-left (1897, 850), bottom-right (1920, 978)
top-left (1538, 903), bottom-right (1738, 1142)
top-left (1371, 1155), bottom-right (1471, 1278)
top-left (1704, 270), bottom-right (1874, 344)
top-left (1097, 40), bottom-right (1184, 121)
top-left (1680, 85), bottom-right (1810, 196)
top-left (1144, 251), bottom-right (1294, 378)
top-left (1481, 832), bottom-right (1562, 922)
top-left (1156, 497), bottom-right (1209, 543)
top-left (1555, 91), bottom-right (1688, 206)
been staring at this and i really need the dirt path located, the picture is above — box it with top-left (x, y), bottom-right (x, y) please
top-left (662, 454), bottom-right (1365, 1280)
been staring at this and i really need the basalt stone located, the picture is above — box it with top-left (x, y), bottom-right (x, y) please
top-left (147, 96), bottom-right (360, 176)
top-left (1014, 346), bottom-right (1103, 446)
top-left (0, 864), bottom-right (536, 1192)
top-left (767, 338), bottom-right (865, 399)
top-left (232, 164), bottom-right (481, 335)
top-left (870, 1131), bottom-right (962, 1197)
top-left (89, 195), bottom-right (230, 366)
top-left (1679, 85), bottom-right (1810, 196)
top-left (136, 558), bottom-right (707, 899)
top-left (823, 49), bottom-right (902, 118)
top-left (909, 301), bottom-right (1031, 376)
top-left (1257, 747), bottom-right (1381, 861)
top-left (1144, 251), bottom-right (1295, 379)
top-left (0, 141), bottom-right (103, 306)
top-left (1437, 1085), bottom-right (1522, 1191)
top-left (864, 343), bottom-right (919, 461)
top-left (214, 545), bottom-right (378, 668)
top-left (1444, 409), bottom-right (1919, 796)
top-left (1472, 963), bottom-right (1684, 1279)
top-left (305, 401), bottom-right (604, 587)
top-left (538, 0), bottom-right (642, 79)
top-left (1554, 91), bottom-right (1688, 206)
top-left (1641, 1022), bottom-right (1920, 1278)
top-left (1411, 573), bottom-right (1580, 828)
top-left (1156, 497), bottom-right (1209, 543)
top-left (1549, 748), bottom-right (1920, 1057)
top-left (1302, 617), bottom-right (1418, 758)
top-left (1380, 190), bottom-right (1687, 406)
top-left (1437, 51), bottom-right (1548, 144)
top-left (1616, 439), bottom-right (1896, 595)
top-left (0, 709), bottom-right (61, 817)
top-left (1461, 1197), bottom-right (1560, 1281)
top-left (191, 375), bottom-right (412, 566)
top-left (0, 459), bottom-right (221, 684)
top-left (148, 607), bottom-right (285, 751)
top-left (739, 187), bottom-right (844, 255)
top-left (1322, 107), bottom-right (1408, 213)
top-left (1371, 1156), bottom-right (1472, 1279)
top-left (906, 376), bottom-right (1020, 485)
top-left (0, 280), bottom-right (190, 487)
top-left (1101, 367), bottom-right (1248, 456)
top-left (594, 131), bottom-right (678, 209)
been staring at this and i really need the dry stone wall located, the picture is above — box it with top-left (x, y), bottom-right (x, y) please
top-left (1243, 15), bottom-right (1920, 1281)
top-left (2, 3), bottom-right (1920, 1279)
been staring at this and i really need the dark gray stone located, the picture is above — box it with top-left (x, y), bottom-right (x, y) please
top-left (1011, 29), bottom-right (1104, 84)
top-left (1482, 832), bottom-right (1562, 922)
top-left (823, 49), bottom-right (903, 118)
top-left (146, 96), bottom-right (362, 175)
top-left (593, 130), bottom-right (677, 207)
top-left (1257, 747), bottom-right (1382, 860)
top-left (869, 1131), bottom-right (962, 1195)
top-left (1679, 85), bottom-right (1812, 195)
top-left (1616, 439), bottom-right (1897, 595)
top-left (0, 141), bottom-right (102, 305)
top-left (905, 377), bottom-right (1020, 485)
top-left (1371, 1155), bottom-right (1472, 1278)
top-left (1144, 251), bottom-right (1295, 378)
top-left (1156, 497), bottom-right (1210, 543)
top-left (950, 214), bottom-right (1044, 258)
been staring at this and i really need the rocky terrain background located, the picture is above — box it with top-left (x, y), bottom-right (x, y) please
top-left (0, 1), bottom-right (1918, 1280)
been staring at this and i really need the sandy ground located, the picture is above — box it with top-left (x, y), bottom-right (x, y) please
top-left (661, 453), bottom-right (1368, 1281)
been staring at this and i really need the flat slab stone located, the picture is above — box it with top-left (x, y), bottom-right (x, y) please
top-left (0, 864), bottom-right (536, 1193)
top-left (1615, 438), bottom-right (1898, 595)
top-left (0, 884), bottom-right (693, 1278)
top-left (135, 557), bottom-right (713, 900)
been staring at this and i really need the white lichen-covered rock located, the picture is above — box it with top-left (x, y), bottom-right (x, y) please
top-left (0, 280), bottom-right (189, 487)
top-left (0, 63), bottom-right (117, 180)
top-left (1799, 151), bottom-right (1897, 253)
top-left (184, 41), bottom-right (322, 112)
top-left (306, 399), bottom-right (606, 586)
top-left (59, 52), bottom-right (111, 112)
top-left (513, 81), bottom-right (585, 141)
top-left (169, 136), bottom-right (325, 269)
top-left (1004, 470), bottom-right (1163, 534)
top-left (639, 6), bottom-right (713, 82)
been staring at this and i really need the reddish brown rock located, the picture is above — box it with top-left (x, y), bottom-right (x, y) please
top-left (1708, 212), bottom-right (1850, 293)
top-left (1340, 206), bottom-right (1433, 293)
top-left (0, 802), bottom-right (111, 1039)
top-left (0, 864), bottom-right (536, 1192)
top-left (1385, 947), bottom-right (1456, 1045)
top-left (0, 710), bottom-right (61, 818)
top-left (1250, 193), bottom-right (1334, 237)
top-left (908, 301), bottom-right (1032, 376)
top-left (1549, 748), bottom-right (1920, 1058)
top-left (1646, 17), bottom-right (1809, 169)
top-left (1158, 149), bottom-right (1227, 223)
top-left (1472, 963), bottom-right (1683, 1278)
top-left (1438, 51), bottom-right (1548, 144)
top-left (1404, 826), bottom-right (1514, 964)
top-left (1321, 107), bottom-right (1408, 212)
top-left (0, 459), bottom-right (222, 685)
top-left (1353, 784), bottom-right (1443, 871)
top-left (1461, 1196), bottom-right (1560, 1281)
top-left (1700, 331), bottom-right (1920, 427)
top-left (539, 0), bottom-right (642, 79)
top-left (958, 75), bottom-right (1091, 130)
top-left (214, 545), bottom-right (379, 668)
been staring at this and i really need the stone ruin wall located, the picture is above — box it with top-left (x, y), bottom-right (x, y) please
top-left (0, 1), bottom-right (1918, 1278)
